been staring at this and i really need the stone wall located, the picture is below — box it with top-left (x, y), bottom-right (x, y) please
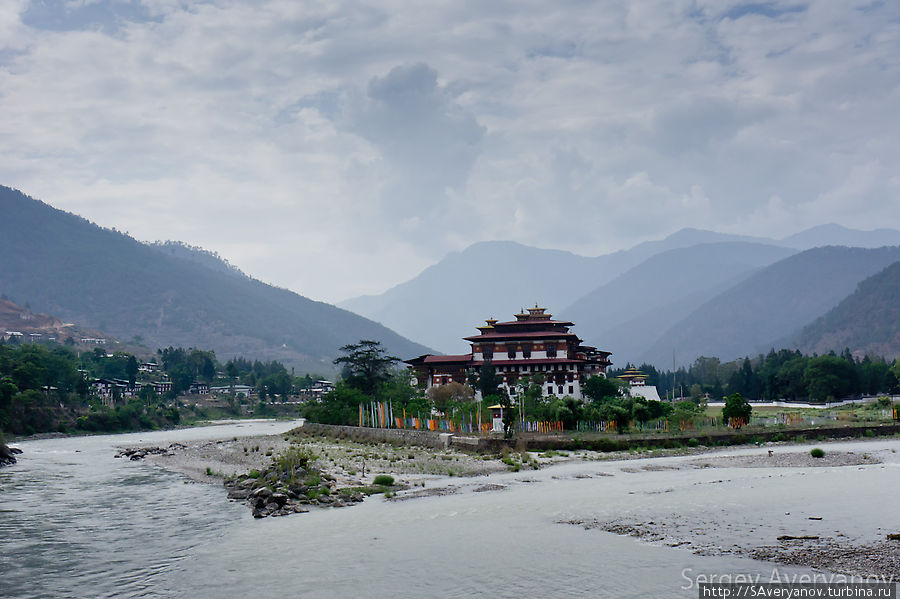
top-left (297, 422), bottom-right (454, 449)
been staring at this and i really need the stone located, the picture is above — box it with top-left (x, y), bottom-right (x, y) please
top-left (250, 486), bottom-right (273, 499)
top-left (270, 493), bottom-right (288, 507)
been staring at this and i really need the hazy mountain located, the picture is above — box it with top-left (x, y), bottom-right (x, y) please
top-left (792, 260), bottom-right (900, 359)
top-left (0, 186), bottom-right (428, 372)
top-left (561, 242), bottom-right (797, 365)
top-left (780, 224), bottom-right (900, 250)
top-left (339, 231), bottom-right (778, 354)
top-left (641, 246), bottom-right (900, 368)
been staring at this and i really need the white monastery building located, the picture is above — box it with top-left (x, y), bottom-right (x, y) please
top-left (405, 306), bottom-right (612, 401)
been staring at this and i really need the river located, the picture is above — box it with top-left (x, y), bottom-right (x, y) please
top-left (2, 421), bottom-right (896, 598)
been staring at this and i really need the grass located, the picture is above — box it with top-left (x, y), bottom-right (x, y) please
top-left (373, 474), bottom-right (394, 486)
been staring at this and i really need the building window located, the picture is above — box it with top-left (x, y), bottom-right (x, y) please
top-left (558, 386), bottom-right (564, 395)
top-left (546, 343), bottom-right (557, 358)
top-left (508, 347), bottom-right (516, 359)
top-left (547, 386), bottom-right (553, 395)
top-left (482, 345), bottom-right (493, 359)
top-left (522, 344), bottom-right (532, 358)
top-left (568, 385), bottom-right (574, 394)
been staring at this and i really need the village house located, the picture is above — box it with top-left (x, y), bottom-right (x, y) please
top-left (405, 306), bottom-right (612, 401)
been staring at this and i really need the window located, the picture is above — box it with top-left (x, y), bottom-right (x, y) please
top-left (522, 344), bottom-right (532, 359)
top-left (508, 347), bottom-right (516, 359)
top-left (546, 343), bottom-right (557, 358)
top-left (568, 385), bottom-right (574, 394)
top-left (482, 345), bottom-right (493, 359)
top-left (547, 386), bottom-right (553, 395)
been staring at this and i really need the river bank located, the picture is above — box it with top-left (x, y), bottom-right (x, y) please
top-left (115, 423), bottom-right (900, 581)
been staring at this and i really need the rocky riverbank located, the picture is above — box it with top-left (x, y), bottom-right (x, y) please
top-left (1, 442), bottom-right (22, 466)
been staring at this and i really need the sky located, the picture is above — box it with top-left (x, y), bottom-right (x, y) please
top-left (1, 0), bottom-right (899, 303)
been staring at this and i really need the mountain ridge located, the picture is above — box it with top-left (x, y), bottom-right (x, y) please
top-left (0, 185), bottom-right (428, 372)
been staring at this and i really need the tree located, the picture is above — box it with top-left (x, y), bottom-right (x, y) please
top-left (476, 360), bottom-right (501, 398)
top-left (582, 375), bottom-right (620, 405)
top-left (722, 393), bottom-right (752, 427)
top-left (126, 355), bottom-right (138, 389)
top-left (333, 340), bottom-right (399, 396)
top-left (804, 355), bottom-right (854, 401)
top-left (427, 382), bottom-right (474, 415)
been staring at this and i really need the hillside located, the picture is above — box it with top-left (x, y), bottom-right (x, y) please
top-left (560, 242), bottom-right (797, 365)
top-left (0, 186), bottom-right (428, 372)
top-left (0, 298), bottom-right (110, 343)
top-left (641, 246), bottom-right (900, 367)
top-left (793, 260), bottom-right (900, 359)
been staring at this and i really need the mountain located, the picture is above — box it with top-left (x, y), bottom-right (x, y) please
top-left (0, 186), bottom-right (428, 372)
top-left (561, 242), bottom-right (797, 365)
top-left (641, 246), bottom-right (900, 368)
top-left (792, 260), bottom-right (900, 359)
top-left (339, 230), bottom-right (778, 354)
top-left (780, 224), bottom-right (900, 250)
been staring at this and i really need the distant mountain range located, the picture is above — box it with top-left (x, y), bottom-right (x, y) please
top-left (560, 242), bottom-right (798, 365)
top-left (641, 246), bottom-right (900, 366)
top-left (793, 260), bottom-right (900, 359)
top-left (340, 226), bottom-right (900, 366)
top-left (0, 186), bottom-right (428, 373)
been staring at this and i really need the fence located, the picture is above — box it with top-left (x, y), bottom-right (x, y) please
top-left (357, 403), bottom-right (900, 435)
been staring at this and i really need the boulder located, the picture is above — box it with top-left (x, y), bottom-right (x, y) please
top-left (250, 487), bottom-right (273, 499)
top-left (0, 443), bottom-right (17, 466)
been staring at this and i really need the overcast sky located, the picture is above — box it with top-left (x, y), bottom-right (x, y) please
top-left (2, 0), bottom-right (899, 303)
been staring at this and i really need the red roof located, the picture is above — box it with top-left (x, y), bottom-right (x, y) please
top-left (464, 330), bottom-right (581, 341)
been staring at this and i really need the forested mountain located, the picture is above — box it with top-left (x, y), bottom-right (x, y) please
top-left (793, 260), bottom-right (900, 359)
top-left (561, 242), bottom-right (797, 365)
top-left (642, 246), bottom-right (900, 367)
top-left (0, 186), bottom-right (428, 372)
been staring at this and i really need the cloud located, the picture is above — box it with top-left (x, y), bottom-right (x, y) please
top-left (0, 0), bottom-right (898, 302)
top-left (346, 62), bottom-right (485, 220)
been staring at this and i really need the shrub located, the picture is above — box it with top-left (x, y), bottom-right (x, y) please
top-left (373, 474), bottom-right (394, 486)
top-left (810, 448), bottom-right (825, 458)
top-left (687, 438), bottom-right (699, 448)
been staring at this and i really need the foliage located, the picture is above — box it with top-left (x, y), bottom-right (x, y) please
top-left (334, 340), bottom-right (400, 396)
top-left (373, 474), bottom-right (394, 486)
top-left (810, 447), bottom-right (825, 458)
top-left (274, 447), bottom-right (316, 481)
top-left (721, 393), bottom-right (752, 424)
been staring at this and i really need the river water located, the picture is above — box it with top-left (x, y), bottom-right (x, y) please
top-left (2, 421), bottom-right (897, 598)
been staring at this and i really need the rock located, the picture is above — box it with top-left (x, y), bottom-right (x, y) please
top-left (777, 535), bottom-right (820, 541)
top-left (250, 487), bottom-right (273, 499)
top-left (238, 479), bottom-right (256, 489)
top-left (270, 493), bottom-right (288, 507)
top-left (887, 534), bottom-right (900, 540)
top-left (0, 443), bottom-right (17, 466)
top-left (227, 489), bottom-right (251, 500)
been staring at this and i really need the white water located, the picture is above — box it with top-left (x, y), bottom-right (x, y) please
top-left (2, 422), bottom-right (896, 598)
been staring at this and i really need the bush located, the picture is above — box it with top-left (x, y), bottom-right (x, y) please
top-left (687, 438), bottom-right (699, 448)
top-left (810, 448), bottom-right (825, 458)
top-left (373, 474), bottom-right (394, 486)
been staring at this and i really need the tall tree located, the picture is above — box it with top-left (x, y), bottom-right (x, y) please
top-left (333, 340), bottom-right (399, 396)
